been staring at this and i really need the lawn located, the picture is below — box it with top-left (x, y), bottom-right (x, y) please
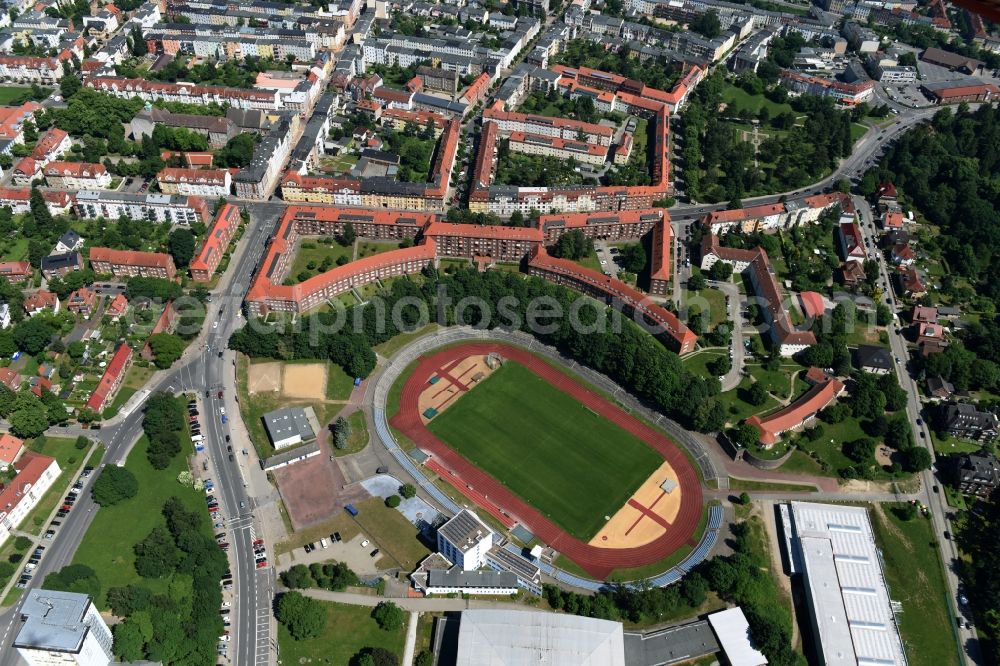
top-left (373, 323), bottom-right (439, 358)
top-left (791, 416), bottom-right (868, 476)
top-left (930, 429), bottom-right (981, 455)
top-left (727, 477), bottom-right (818, 492)
top-left (277, 599), bottom-right (406, 666)
top-left (721, 84), bottom-right (795, 116)
top-left (685, 287), bottom-right (728, 329)
top-left (351, 496), bottom-right (432, 571)
top-left (426, 362), bottom-right (663, 540)
top-left (71, 434), bottom-right (212, 608)
top-left (357, 240), bottom-right (402, 259)
top-left (285, 240), bottom-right (354, 285)
top-left (20, 438), bottom-right (99, 536)
top-left (326, 361), bottom-right (356, 401)
top-left (574, 247), bottom-right (603, 273)
top-left (682, 350), bottom-right (727, 377)
top-left (870, 504), bottom-right (961, 666)
top-left (716, 376), bottom-right (781, 425)
top-left (333, 410), bottom-right (369, 457)
top-left (0, 86), bottom-right (40, 105)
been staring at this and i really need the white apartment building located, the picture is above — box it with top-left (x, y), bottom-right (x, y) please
top-left (0, 451), bottom-right (60, 548)
top-left (157, 167), bottom-right (232, 197)
top-left (43, 162), bottom-right (112, 190)
top-left (436, 510), bottom-right (494, 571)
top-left (14, 589), bottom-right (114, 666)
top-left (74, 190), bottom-right (209, 225)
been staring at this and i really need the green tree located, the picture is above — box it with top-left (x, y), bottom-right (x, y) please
top-left (902, 446), bottom-right (932, 472)
top-left (281, 564), bottom-right (314, 589)
top-left (167, 228), bottom-right (196, 268)
top-left (113, 618), bottom-right (146, 661)
top-left (732, 422), bottom-right (760, 448)
top-left (687, 273), bottom-right (707, 291)
top-left (134, 526), bottom-right (179, 578)
top-left (385, 495), bottom-right (401, 508)
top-left (276, 591), bottom-right (326, 640)
top-left (689, 10), bottom-right (721, 38)
top-left (399, 483), bottom-right (416, 499)
top-left (43, 564), bottom-right (101, 599)
top-left (371, 601), bottom-right (405, 631)
top-left (746, 381), bottom-right (768, 406)
top-left (331, 415), bottom-right (352, 450)
top-left (13, 536), bottom-right (31, 551)
top-left (91, 465), bottom-right (139, 506)
top-left (619, 243), bottom-right (646, 273)
top-left (67, 340), bottom-right (86, 360)
top-left (216, 133), bottom-right (257, 168)
top-left (147, 333), bottom-right (186, 369)
top-left (13, 318), bottom-right (54, 354)
top-left (129, 25), bottom-right (147, 56)
top-left (708, 261), bottom-right (733, 281)
top-left (59, 74), bottom-right (81, 99)
top-left (352, 647), bottom-right (400, 666)
top-left (10, 402), bottom-right (49, 438)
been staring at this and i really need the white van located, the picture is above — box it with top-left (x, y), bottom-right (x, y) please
top-left (191, 435), bottom-right (205, 443)
top-left (320, 538), bottom-right (329, 549)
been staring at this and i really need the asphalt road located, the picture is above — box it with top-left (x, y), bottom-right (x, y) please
top-left (853, 195), bottom-right (982, 665)
top-left (0, 201), bottom-right (285, 666)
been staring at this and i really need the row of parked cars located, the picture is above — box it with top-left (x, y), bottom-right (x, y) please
top-left (21, 467), bottom-right (93, 588)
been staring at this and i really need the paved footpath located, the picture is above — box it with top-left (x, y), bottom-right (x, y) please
top-left (298, 588), bottom-right (536, 612)
top-left (402, 611), bottom-right (418, 666)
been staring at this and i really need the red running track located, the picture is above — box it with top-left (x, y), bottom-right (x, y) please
top-left (390, 343), bottom-right (704, 580)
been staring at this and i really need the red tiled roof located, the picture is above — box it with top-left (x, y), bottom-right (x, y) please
top-left (0, 261), bottom-right (32, 278)
top-left (0, 368), bottom-right (19, 390)
top-left (89, 247), bottom-right (174, 270)
top-left (705, 203), bottom-right (786, 225)
top-left (23, 289), bottom-right (57, 313)
top-left (105, 293), bottom-right (129, 316)
top-left (190, 203), bottom-right (240, 275)
top-left (85, 344), bottom-right (131, 412)
top-left (0, 433), bottom-right (24, 465)
top-left (747, 377), bottom-right (845, 445)
top-left (43, 161), bottom-right (106, 178)
top-left (0, 450), bottom-right (57, 516)
top-left (32, 128), bottom-right (68, 160)
top-left (483, 106), bottom-right (614, 138)
top-left (649, 217), bottom-right (673, 282)
top-left (883, 211), bottom-right (904, 228)
top-left (157, 167), bottom-right (229, 186)
top-left (423, 222), bottom-right (543, 242)
top-left (799, 291), bottom-right (825, 319)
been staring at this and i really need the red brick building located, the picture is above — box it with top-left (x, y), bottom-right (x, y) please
top-left (89, 247), bottom-right (177, 279)
top-left (85, 343), bottom-right (133, 413)
top-left (190, 203), bottom-right (241, 281)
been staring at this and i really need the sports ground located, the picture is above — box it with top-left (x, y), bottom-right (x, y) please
top-left (427, 362), bottom-right (663, 540)
top-left (390, 342), bottom-right (704, 579)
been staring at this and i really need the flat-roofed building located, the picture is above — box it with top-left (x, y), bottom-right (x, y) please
top-left (262, 406), bottom-right (317, 449)
top-left (783, 501), bottom-right (906, 666)
top-left (13, 589), bottom-right (113, 666)
top-left (437, 509), bottom-right (494, 571)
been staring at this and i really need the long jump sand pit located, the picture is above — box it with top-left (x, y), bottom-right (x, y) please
top-left (282, 363), bottom-right (328, 400)
top-left (589, 461), bottom-right (683, 550)
top-left (247, 361), bottom-right (282, 394)
top-left (417, 354), bottom-right (497, 423)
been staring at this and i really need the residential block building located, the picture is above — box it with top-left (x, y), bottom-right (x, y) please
top-left (88, 247), bottom-right (177, 279)
top-left (190, 203), bottom-right (241, 281)
top-left (156, 167), bottom-right (232, 197)
top-left (74, 191), bottom-right (210, 226)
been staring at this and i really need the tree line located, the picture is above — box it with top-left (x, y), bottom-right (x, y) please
top-left (229, 266), bottom-right (726, 432)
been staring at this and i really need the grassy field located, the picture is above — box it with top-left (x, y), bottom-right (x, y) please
top-left (71, 434), bottom-right (212, 608)
top-left (870, 504), bottom-right (961, 666)
top-left (326, 361), bottom-right (355, 401)
top-left (373, 323), bottom-right (440, 358)
top-left (20, 438), bottom-right (98, 536)
top-left (332, 410), bottom-right (369, 457)
top-left (285, 240), bottom-right (353, 285)
top-left (0, 86), bottom-right (38, 105)
top-left (717, 376), bottom-right (781, 425)
top-left (277, 599), bottom-right (406, 665)
top-left (721, 84), bottom-right (795, 116)
top-left (427, 362), bottom-right (662, 540)
top-left (685, 287), bottom-right (728, 328)
top-left (351, 496), bottom-right (432, 571)
top-left (357, 240), bottom-right (402, 259)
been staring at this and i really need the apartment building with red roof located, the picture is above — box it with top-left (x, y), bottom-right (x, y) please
top-left (0, 450), bottom-right (60, 546)
top-left (85, 343), bottom-right (133, 413)
top-left (0, 56), bottom-right (65, 85)
top-left (507, 131), bottom-right (609, 166)
top-left (190, 203), bottom-right (241, 281)
top-left (84, 76), bottom-right (281, 110)
top-left (527, 246), bottom-right (697, 355)
top-left (0, 102), bottom-right (40, 143)
top-left (379, 108), bottom-right (448, 137)
top-left (89, 247), bottom-right (177, 279)
top-left (156, 167), bottom-right (231, 197)
top-left (838, 221), bottom-right (866, 262)
top-left (649, 217), bottom-right (673, 297)
top-left (483, 106), bottom-right (614, 146)
top-left (0, 261), bottom-right (32, 284)
top-left (536, 209), bottom-right (664, 244)
top-left (746, 375), bottom-right (845, 447)
top-left (0, 433), bottom-right (24, 469)
top-left (423, 222), bottom-right (543, 263)
top-left (0, 187), bottom-right (71, 216)
top-left (44, 161), bottom-right (111, 189)
top-left (701, 234), bottom-right (816, 356)
top-left (461, 72), bottom-right (492, 107)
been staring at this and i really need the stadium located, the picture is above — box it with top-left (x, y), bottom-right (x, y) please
top-left (389, 342), bottom-right (705, 579)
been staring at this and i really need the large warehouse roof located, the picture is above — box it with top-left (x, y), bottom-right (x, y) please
top-left (455, 609), bottom-right (625, 666)
top-left (788, 502), bottom-right (906, 666)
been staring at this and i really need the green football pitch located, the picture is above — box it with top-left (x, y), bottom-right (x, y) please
top-left (426, 362), bottom-right (662, 540)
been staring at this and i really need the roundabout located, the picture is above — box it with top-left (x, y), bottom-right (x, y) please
top-left (371, 327), bottom-right (724, 586)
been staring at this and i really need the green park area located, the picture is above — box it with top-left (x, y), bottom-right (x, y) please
top-left (70, 434), bottom-right (212, 607)
top-left (870, 504), bottom-right (960, 666)
top-left (427, 361), bottom-right (662, 540)
top-left (277, 600), bottom-right (406, 665)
